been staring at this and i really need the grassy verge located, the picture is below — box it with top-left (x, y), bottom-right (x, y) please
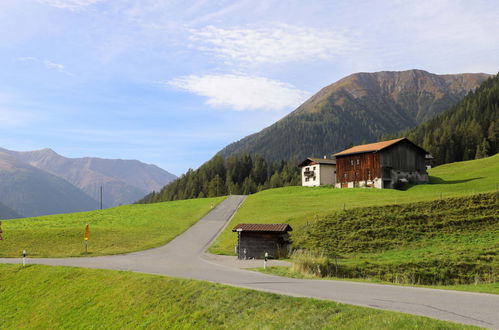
top-left (0, 197), bottom-right (225, 257)
top-left (209, 155), bottom-right (499, 255)
top-left (0, 264), bottom-right (477, 329)
top-left (253, 266), bottom-right (499, 295)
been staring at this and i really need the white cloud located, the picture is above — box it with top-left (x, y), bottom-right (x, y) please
top-left (17, 57), bottom-right (72, 75)
top-left (169, 74), bottom-right (309, 112)
top-left (189, 24), bottom-right (352, 64)
top-left (36, 0), bottom-right (104, 10)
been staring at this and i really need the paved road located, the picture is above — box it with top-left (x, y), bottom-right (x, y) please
top-left (1, 195), bottom-right (498, 328)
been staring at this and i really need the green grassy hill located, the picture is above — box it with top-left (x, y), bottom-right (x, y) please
top-left (0, 264), bottom-right (475, 329)
top-left (0, 197), bottom-right (224, 257)
top-left (209, 154), bottom-right (499, 255)
top-left (289, 193), bottom-right (498, 286)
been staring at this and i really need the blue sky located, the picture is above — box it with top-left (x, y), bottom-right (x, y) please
top-left (0, 0), bottom-right (498, 175)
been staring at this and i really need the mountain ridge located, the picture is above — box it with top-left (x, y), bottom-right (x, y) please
top-left (2, 148), bottom-right (177, 207)
top-left (0, 150), bottom-right (100, 217)
top-left (218, 69), bottom-right (491, 161)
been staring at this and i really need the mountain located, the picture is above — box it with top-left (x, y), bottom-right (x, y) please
top-left (218, 69), bottom-right (491, 161)
top-left (2, 148), bottom-right (177, 207)
top-left (0, 150), bottom-right (99, 217)
top-left (408, 73), bottom-right (498, 165)
top-left (0, 201), bottom-right (22, 219)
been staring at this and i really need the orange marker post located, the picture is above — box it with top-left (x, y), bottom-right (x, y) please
top-left (84, 224), bottom-right (90, 253)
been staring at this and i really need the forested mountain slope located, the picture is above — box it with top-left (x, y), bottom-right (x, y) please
top-left (139, 155), bottom-right (299, 203)
top-left (408, 73), bottom-right (499, 165)
top-left (218, 70), bottom-right (490, 161)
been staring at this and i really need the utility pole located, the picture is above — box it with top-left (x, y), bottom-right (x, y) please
top-left (100, 186), bottom-right (103, 210)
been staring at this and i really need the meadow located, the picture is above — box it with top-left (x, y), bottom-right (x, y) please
top-left (209, 155), bottom-right (499, 256)
top-left (0, 197), bottom-right (225, 257)
top-left (256, 193), bottom-right (498, 291)
top-left (0, 264), bottom-right (477, 329)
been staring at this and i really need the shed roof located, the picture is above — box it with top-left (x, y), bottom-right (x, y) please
top-left (334, 137), bottom-right (428, 157)
top-left (298, 157), bottom-right (336, 167)
top-left (232, 223), bottom-right (293, 232)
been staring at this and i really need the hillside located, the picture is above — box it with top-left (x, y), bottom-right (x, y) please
top-left (0, 151), bottom-right (99, 217)
top-left (139, 154), bottom-right (299, 203)
top-left (218, 69), bottom-right (490, 161)
top-left (209, 154), bottom-right (499, 255)
top-left (2, 148), bottom-right (176, 207)
top-left (408, 73), bottom-right (499, 165)
top-left (0, 265), bottom-right (471, 329)
top-left (0, 196), bottom-right (224, 257)
top-left (289, 193), bottom-right (498, 286)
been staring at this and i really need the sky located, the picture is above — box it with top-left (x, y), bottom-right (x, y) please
top-left (0, 0), bottom-right (498, 175)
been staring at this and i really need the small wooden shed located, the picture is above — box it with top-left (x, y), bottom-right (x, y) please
top-left (232, 223), bottom-right (292, 260)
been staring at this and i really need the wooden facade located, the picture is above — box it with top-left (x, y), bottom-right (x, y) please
top-left (334, 138), bottom-right (430, 189)
top-left (233, 224), bottom-right (292, 259)
top-left (336, 152), bottom-right (381, 187)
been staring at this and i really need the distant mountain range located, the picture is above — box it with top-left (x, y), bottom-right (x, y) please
top-left (0, 200), bottom-right (22, 220)
top-left (0, 148), bottom-right (176, 218)
top-left (218, 69), bottom-right (491, 161)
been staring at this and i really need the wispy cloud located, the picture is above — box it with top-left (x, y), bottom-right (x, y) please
top-left (17, 57), bottom-right (73, 75)
top-left (0, 108), bottom-right (36, 127)
top-left (169, 74), bottom-right (310, 112)
top-left (189, 24), bottom-right (352, 65)
top-left (36, 0), bottom-right (104, 10)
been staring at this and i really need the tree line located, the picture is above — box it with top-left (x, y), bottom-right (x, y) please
top-left (138, 154), bottom-right (300, 203)
top-left (407, 73), bottom-right (499, 165)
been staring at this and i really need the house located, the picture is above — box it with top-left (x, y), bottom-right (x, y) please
top-left (233, 223), bottom-right (292, 259)
top-left (334, 137), bottom-right (431, 189)
top-left (298, 157), bottom-right (336, 187)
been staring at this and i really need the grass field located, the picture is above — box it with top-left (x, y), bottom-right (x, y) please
top-left (0, 197), bottom-right (225, 258)
top-left (251, 193), bottom-right (498, 291)
top-left (209, 155), bottom-right (499, 255)
top-left (0, 264), bottom-right (477, 329)
top-left (253, 266), bottom-right (499, 295)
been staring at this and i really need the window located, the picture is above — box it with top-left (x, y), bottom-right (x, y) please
top-left (350, 160), bottom-right (354, 165)
top-left (305, 177), bottom-right (309, 182)
top-left (313, 166), bottom-right (316, 170)
top-left (305, 167), bottom-right (310, 171)
top-left (356, 159), bottom-right (360, 165)
top-left (313, 176), bottom-right (316, 181)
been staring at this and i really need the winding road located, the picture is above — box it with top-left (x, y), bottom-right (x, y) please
top-left (1, 195), bottom-right (498, 328)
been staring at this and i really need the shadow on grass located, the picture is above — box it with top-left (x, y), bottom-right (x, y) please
top-left (429, 176), bottom-right (484, 184)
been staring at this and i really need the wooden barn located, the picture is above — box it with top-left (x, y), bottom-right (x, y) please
top-left (233, 223), bottom-right (292, 260)
top-left (298, 157), bottom-right (336, 187)
top-left (334, 137), bottom-right (431, 189)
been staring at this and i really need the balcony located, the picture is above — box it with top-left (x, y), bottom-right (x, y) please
top-left (304, 170), bottom-right (315, 177)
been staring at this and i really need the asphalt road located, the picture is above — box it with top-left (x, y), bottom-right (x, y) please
top-left (1, 195), bottom-right (498, 328)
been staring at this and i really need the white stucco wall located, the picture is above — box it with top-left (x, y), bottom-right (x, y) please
top-left (301, 165), bottom-right (320, 187)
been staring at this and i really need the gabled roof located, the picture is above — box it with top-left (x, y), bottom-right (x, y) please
top-left (333, 137), bottom-right (427, 157)
top-left (298, 157), bottom-right (336, 167)
top-left (232, 223), bottom-right (293, 232)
